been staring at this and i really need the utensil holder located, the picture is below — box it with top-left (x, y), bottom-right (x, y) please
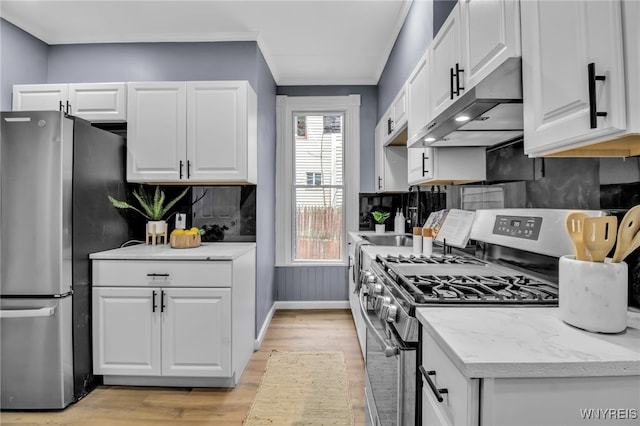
top-left (559, 255), bottom-right (628, 333)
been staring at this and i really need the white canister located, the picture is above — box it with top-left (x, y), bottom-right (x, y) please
top-left (413, 227), bottom-right (423, 254)
top-left (558, 255), bottom-right (628, 333)
top-left (422, 228), bottom-right (433, 257)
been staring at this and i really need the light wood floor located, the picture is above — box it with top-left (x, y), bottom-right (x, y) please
top-left (1, 309), bottom-right (365, 426)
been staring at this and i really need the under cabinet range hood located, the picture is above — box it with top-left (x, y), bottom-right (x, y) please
top-left (409, 57), bottom-right (524, 149)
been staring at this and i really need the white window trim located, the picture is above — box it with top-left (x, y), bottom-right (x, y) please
top-left (275, 95), bottom-right (360, 267)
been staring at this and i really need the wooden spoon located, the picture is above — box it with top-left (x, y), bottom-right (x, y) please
top-left (612, 205), bottom-right (640, 262)
top-left (566, 212), bottom-right (590, 261)
top-left (621, 230), bottom-right (640, 262)
top-left (583, 216), bottom-right (618, 262)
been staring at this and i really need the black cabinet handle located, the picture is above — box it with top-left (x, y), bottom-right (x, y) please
top-left (455, 63), bottom-right (465, 96)
top-left (378, 176), bottom-right (382, 190)
top-left (187, 160), bottom-right (191, 179)
top-left (146, 273), bottom-right (170, 277)
top-left (419, 366), bottom-right (448, 403)
top-left (450, 67), bottom-right (455, 100)
top-left (588, 62), bottom-right (607, 129)
top-left (160, 290), bottom-right (166, 313)
top-left (59, 100), bottom-right (64, 112)
top-left (179, 160), bottom-right (184, 179)
top-left (66, 100), bottom-right (71, 114)
top-left (422, 153), bottom-right (430, 176)
top-left (387, 118), bottom-right (394, 135)
top-left (152, 290), bottom-right (158, 313)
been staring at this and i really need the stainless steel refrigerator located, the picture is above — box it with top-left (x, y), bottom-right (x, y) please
top-left (0, 111), bottom-right (129, 409)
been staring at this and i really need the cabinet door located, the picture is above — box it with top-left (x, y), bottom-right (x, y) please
top-left (392, 87), bottom-right (408, 133)
top-left (430, 4), bottom-right (464, 119)
top-left (461, 0), bottom-right (521, 89)
top-left (68, 83), bottom-right (126, 122)
top-left (407, 51), bottom-right (431, 146)
top-left (12, 84), bottom-right (68, 112)
top-left (408, 148), bottom-right (432, 185)
top-left (92, 287), bottom-right (161, 376)
top-left (522, 0), bottom-right (626, 155)
top-left (161, 288), bottom-right (232, 377)
top-left (187, 81), bottom-right (256, 183)
top-left (127, 82), bottom-right (187, 182)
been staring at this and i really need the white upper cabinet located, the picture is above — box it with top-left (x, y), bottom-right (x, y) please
top-left (127, 82), bottom-right (187, 182)
top-left (407, 50), bottom-right (432, 146)
top-left (430, 3), bottom-right (464, 119)
top-left (186, 82), bottom-right (257, 183)
top-left (382, 85), bottom-right (409, 144)
top-left (13, 83), bottom-right (127, 122)
top-left (12, 84), bottom-right (68, 112)
top-left (521, 0), bottom-right (636, 157)
top-left (461, 0), bottom-right (521, 88)
top-left (426, 0), bottom-right (521, 142)
top-left (127, 80), bottom-right (257, 184)
top-left (407, 146), bottom-right (486, 186)
top-left (375, 121), bottom-right (408, 193)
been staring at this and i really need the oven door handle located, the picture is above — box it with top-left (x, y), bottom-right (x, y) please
top-left (359, 288), bottom-right (399, 357)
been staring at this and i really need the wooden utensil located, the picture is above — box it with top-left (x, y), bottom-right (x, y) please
top-left (583, 216), bottom-right (618, 262)
top-left (612, 205), bottom-right (640, 262)
top-left (621, 231), bottom-right (640, 262)
top-left (566, 212), bottom-right (589, 261)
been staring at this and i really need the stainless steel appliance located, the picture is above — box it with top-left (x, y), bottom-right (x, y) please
top-left (358, 208), bottom-right (606, 426)
top-left (0, 111), bottom-right (129, 410)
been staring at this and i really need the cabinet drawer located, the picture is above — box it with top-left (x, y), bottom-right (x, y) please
top-left (93, 260), bottom-right (232, 287)
top-left (421, 332), bottom-right (479, 426)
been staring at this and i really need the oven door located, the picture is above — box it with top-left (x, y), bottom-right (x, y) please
top-left (359, 288), bottom-right (416, 426)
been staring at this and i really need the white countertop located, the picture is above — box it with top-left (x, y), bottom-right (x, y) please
top-left (90, 242), bottom-right (256, 260)
top-left (416, 307), bottom-right (640, 379)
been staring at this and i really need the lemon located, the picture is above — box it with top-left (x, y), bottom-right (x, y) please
top-left (171, 229), bottom-right (186, 235)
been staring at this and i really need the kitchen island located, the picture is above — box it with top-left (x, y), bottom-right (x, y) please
top-left (90, 242), bottom-right (256, 387)
top-left (416, 307), bottom-right (640, 425)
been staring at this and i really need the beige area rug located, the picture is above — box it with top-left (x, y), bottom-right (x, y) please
top-left (244, 351), bottom-right (355, 426)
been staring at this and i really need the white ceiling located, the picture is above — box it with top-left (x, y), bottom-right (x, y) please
top-left (0, 0), bottom-right (412, 85)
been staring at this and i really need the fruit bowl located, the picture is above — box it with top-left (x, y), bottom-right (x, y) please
top-left (170, 228), bottom-right (202, 249)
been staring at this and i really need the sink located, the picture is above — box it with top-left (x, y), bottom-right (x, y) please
top-left (361, 234), bottom-right (413, 247)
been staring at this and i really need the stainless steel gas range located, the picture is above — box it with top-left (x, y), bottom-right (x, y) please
top-left (359, 208), bottom-right (606, 426)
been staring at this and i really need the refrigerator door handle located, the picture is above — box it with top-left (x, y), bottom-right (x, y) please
top-left (0, 307), bottom-right (56, 318)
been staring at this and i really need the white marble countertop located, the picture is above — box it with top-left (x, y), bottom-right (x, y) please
top-left (416, 307), bottom-right (640, 379)
top-left (90, 242), bottom-right (256, 260)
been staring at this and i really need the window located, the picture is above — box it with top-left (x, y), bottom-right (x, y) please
top-left (306, 172), bottom-right (322, 186)
top-left (276, 95), bottom-right (360, 266)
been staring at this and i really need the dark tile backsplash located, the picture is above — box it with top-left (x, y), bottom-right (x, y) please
top-left (120, 184), bottom-right (256, 242)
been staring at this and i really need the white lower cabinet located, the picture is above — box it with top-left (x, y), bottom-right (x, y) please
top-left (421, 329), bottom-right (640, 426)
top-left (92, 251), bottom-right (255, 387)
top-left (94, 287), bottom-right (231, 377)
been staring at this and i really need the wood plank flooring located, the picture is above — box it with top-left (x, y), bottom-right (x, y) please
top-left (1, 309), bottom-right (365, 426)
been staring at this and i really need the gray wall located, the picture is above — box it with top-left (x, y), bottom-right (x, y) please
top-left (276, 267), bottom-right (348, 301)
top-left (376, 0), bottom-right (434, 120)
top-left (0, 19), bottom-right (48, 110)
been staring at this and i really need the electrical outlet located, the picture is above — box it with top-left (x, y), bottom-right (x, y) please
top-left (175, 213), bottom-right (186, 229)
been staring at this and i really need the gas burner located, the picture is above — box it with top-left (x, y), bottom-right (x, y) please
top-left (398, 274), bottom-right (558, 304)
top-left (377, 253), bottom-right (486, 266)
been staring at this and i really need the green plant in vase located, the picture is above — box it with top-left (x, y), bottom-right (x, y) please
top-left (372, 211), bottom-right (390, 234)
top-left (108, 185), bottom-right (190, 240)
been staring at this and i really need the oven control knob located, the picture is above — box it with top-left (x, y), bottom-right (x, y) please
top-left (384, 304), bottom-right (398, 323)
top-left (370, 283), bottom-right (383, 297)
top-left (364, 272), bottom-right (377, 283)
top-left (375, 295), bottom-right (391, 312)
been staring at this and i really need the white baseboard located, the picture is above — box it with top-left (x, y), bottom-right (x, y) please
top-left (253, 301), bottom-right (350, 350)
top-left (254, 303), bottom-right (276, 350)
top-left (274, 300), bottom-right (350, 310)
